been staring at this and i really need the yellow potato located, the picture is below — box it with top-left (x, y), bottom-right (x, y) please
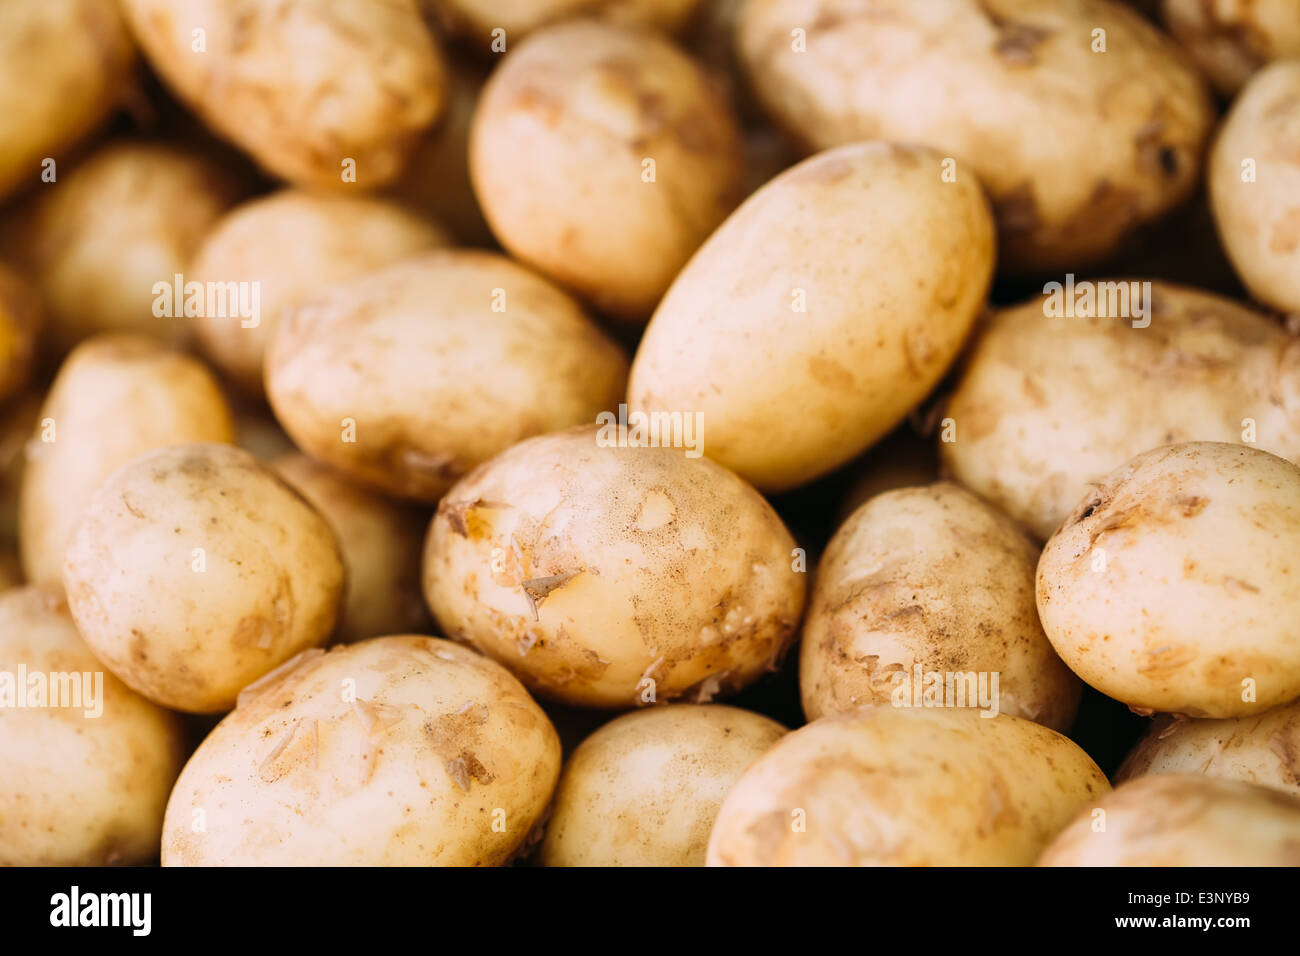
top-left (1163, 0), bottom-right (1300, 95)
top-left (431, 0), bottom-right (703, 50)
top-left (0, 265), bottom-right (41, 406)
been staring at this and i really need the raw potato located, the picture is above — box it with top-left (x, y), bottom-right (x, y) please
top-left (470, 19), bottom-right (743, 321)
top-left (63, 442), bottom-right (345, 713)
top-left (539, 704), bottom-right (786, 866)
top-left (192, 190), bottom-right (450, 394)
top-left (942, 281), bottom-right (1300, 540)
top-left (1039, 774), bottom-right (1300, 866)
top-left (1209, 60), bottom-right (1300, 315)
top-left (423, 426), bottom-right (806, 708)
top-left (629, 141), bottom-right (994, 492)
top-left (274, 453), bottom-right (431, 644)
top-left (1037, 442), bottom-right (1300, 718)
top-left (0, 265), bottom-right (41, 405)
top-left (707, 706), bottom-right (1109, 866)
top-left (737, 0), bottom-right (1212, 273)
top-left (1163, 0), bottom-right (1300, 95)
top-left (265, 250), bottom-right (629, 502)
top-left (432, 0), bottom-right (703, 49)
top-left (0, 0), bottom-right (135, 203)
top-left (801, 482), bottom-right (1081, 730)
top-left (162, 636), bottom-right (561, 866)
top-left (19, 334), bottom-right (235, 588)
top-left (0, 587), bottom-right (186, 865)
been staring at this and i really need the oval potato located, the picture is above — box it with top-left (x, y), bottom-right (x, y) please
top-left (1163, 0), bottom-right (1300, 95)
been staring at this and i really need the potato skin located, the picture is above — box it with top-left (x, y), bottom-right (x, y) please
top-left (629, 141), bottom-right (994, 492)
top-left (942, 282), bottom-right (1300, 540)
top-left (1162, 0), bottom-right (1300, 95)
top-left (63, 443), bottom-right (345, 713)
top-left (707, 706), bottom-right (1109, 866)
top-left (265, 250), bottom-right (629, 503)
top-left (1039, 774), bottom-right (1300, 866)
top-left (470, 19), bottom-right (743, 322)
top-left (0, 265), bottom-right (42, 405)
top-left (0, 587), bottom-right (186, 865)
top-left (1037, 442), bottom-right (1300, 718)
top-left (423, 425), bottom-right (806, 708)
top-left (737, 0), bottom-right (1212, 273)
top-left (539, 704), bottom-right (786, 866)
top-left (161, 636), bottom-right (561, 866)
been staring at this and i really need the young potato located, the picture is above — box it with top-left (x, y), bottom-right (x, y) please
top-left (629, 141), bottom-right (994, 493)
top-left (707, 707), bottom-right (1109, 866)
top-left (0, 264), bottom-right (41, 405)
top-left (737, 0), bottom-right (1212, 273)
top-left (119, 0), bottom-right (446, 188)
top-left (423, 426), bottom-right (806, 708)
top-left (1037, 442), bottom-right (1300, 718)
top-left (539, 704), bottom-right (786, 867)
top-left (273, 453), bottom-right (432, 644)
top-left (265, 250), bottom-right (629, 503)
top-left (162, 636), bottom-right (561, 866)
top-left (431, 0), bottom-right (703, 51)
top-left (63, 443), bottom-right (345, 713)
top-left (802, 482), bottom-right (1081, 731)
top-left (469, 19), bottom-right (743, 322)
top-left (942, 282), bottom-right (1300, 540)
top-left (19, 334), bottom-right (235, 588)
top-left (1163, 0), bottom-right (1300, 95)
top-left (1039, 774), bottom-right (1300, 866)
top-left (0, 587), bottom-right (186, 865)
top-left (191, 190), bottom-right (450, 395)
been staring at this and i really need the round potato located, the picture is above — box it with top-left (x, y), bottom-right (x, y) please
top-left (162, 636), bottom-right (561, 865)
top-left (628, 141), bottom-right (994, 492)
top-left (737, 0), bottom-right (1212, 273)
top-left (0, 265), bottom-right (41, 406)
top-left (942, 281), bottom-right (1300, 540)
top-left (0, 587), bottom-right (186, 865)
top-left (1039, 774), bottom-right (1300, 866)
top-left (265, 249), bottom-right (629, 502)
top-left (707, 706), bottom-right (1109, 866)
top-left (1037, 441), bottom-right (1300, 718)
top-left (1163, 0), bottom-right (1300, 95)
top-left (539, 704), bottom-right (786, 866)
top-left (19, 334), bottom-right (235, 588)
top-left (470, 19), bottom-right (743, 322)
top-left (63, 442), bottom-right (345, 713)
top-left (423, 426), bottom-right (806, 708)
top-left (432, 0), bottom-right (703, 50)
top-left (802, 482), bottom-right (1081, 730)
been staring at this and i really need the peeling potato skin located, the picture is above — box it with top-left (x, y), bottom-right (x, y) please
top-left (539, 703), bottom-right (786, 866)
top-left (265, 250), bottom-right (630, 503)
top-left (942, 281), bottom-right (1300, 541)
top-left (801, 482), bottom-right (1081, 731)
top-left (62, 442), bottom-right (345, 714)
top-left (161, 635), bottom-right (561, 866)
top-left (0, 265), bottom-right (42, 405)
top-left (629, 141), bottom-right (994, 493)
top-left (1163, 0), bottom-right (1300, 96)
top-left (737, 0), bottom-right (1213, 273)
top-left (1038, 773), bottom-right (1300, 866)
top-left (1036, 442), bottom-right (1300, 718)
top-left (0, 587), bottom-right (186, 866)
top-left (430, 0), bottom-right (704, 51)
top-left (707, 706), bottom-right (1109, 866)
top-left (422, 425), bottom-right (806, 708)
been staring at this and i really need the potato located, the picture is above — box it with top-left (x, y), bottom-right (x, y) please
top-left (1039, 774), bottom-right (1300, 866)
top-left (1209, 60), bottom-right (1300, 315)
top-left (0, 0), bottom-right (135, 203)
top-left (19, 334), bottom-right (235, 587)
top-left (119, 0), bottom-right (446, 188)
top-left (274, 453), bottom-right (431, 644)
top-left (539, 704), bottom-right (786, 866)
top-left (737, 0), bottom-right (1212, 273)
top-left (0, 587), bottom-right (186, 865)
top-left (707, 706), bottom-right (1109, 866)
top-left (1116, 700), bottom-right (1300, 796)
top-left (192, 190), bottom-right (450, 394)
top-left (1163, 0), bottom-right (1300, 95)
top-left (942, 281), bottom-right (1300, 540)
top-left (162, 635), bottom-right (561, 865)
top-left (1037, 441), bottom-right (1300, 718)
top-left (63, 442), bottom-right (345, 713)
top-left (431, 0), bottom-right (703, 50)
top-left (802, 482), bottom-right (1081, 730)
top-left (629, 141), bottom-right (994, 492)
top-left (423, 426), bottom-right (805, 708)
top-left (469, 19), bottom-right (743, 322)
top-left (265, 250), bottom-right (629, 502)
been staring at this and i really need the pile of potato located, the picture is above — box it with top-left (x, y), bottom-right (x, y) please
top-left (2, 0), bottom-right (1300, 868)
